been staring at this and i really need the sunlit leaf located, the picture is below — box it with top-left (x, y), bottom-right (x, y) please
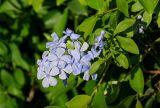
top-left (65, 95), bottom-right (91, 108)
top-left (89, 59), bottom-right (104, 75)
top-left (77, 16), bottom-right (97, 39)
top-left (54, 9), bottom-right (68, 36)
top-left (116, 36), bottom-right (139, 54)
top-left (116, 53), bottom-right (129, 69)
top-left (114, 19), bottom-right (135, 35)
top-left (136, 99), bottom-right (143, 108)
top-left (86, 0), bottom-right (104, 11)
top-left (129, 66), bottom-right (144, 95)
top-left (92, 85), bottom-right (107, 108)
top-left (56, 0), bottom-right (65, 6)
top-left (68, 0), bottom-right (88, 16)
top-left (116, 0), bottom-right (129, 17)
top-left (138, 0), bottom-right (158, 14)
top-left (143, 11), bottom-right (152, 26)
top-left (131, 1), bottom-right (143, 12)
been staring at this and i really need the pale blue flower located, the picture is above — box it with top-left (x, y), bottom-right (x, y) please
top-left (46, 32), bottom-right (67, 52)
top-left (63, 28), bottom-right (80, 40)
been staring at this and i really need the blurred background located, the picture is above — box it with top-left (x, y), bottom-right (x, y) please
top-left (0, 0), bottom-right (87, 107)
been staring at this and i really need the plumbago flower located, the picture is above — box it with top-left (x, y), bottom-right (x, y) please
top-left (37, 29), bottom-right (105, 88)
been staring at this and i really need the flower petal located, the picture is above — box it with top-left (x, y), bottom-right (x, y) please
top-left (70, 49), bottom-right (80, 61)
top-left (81, 54), bottom-right (91, 62)
top-left (70, 33), bottom-right (80, 40)
top-left (63, 28), bottom-right (73, 36)
top-left (49, 77), bottom-right (57, 86)
top-left (63, 64), bottom-right (72, 74)
top-left (37, 68), bottom-right (46, 79)
top-left (61, 55), bottom-right (72, 63)
top-left (91, 74), bottom-right (97, 80)
top-left (47, 53), bottom-right (58, 61)
top-left (74, 41), bottom-right (81, 49)
top-left (50, 66), bottom-right (59, 76)
top-left (80, 42), bottom-right (89, 51)
top-left (50, 60), bottom-right (58, 67)
top-left (72, 62), bottom-right (81, 75)
top-left (56, 48), bottom-right (65, 58)
top-left (83, 71), bottom-right (90, 81)
top-left (59, 70), bottom-right (67, 79)
top-left (42, 77), bottom-right (49, 88)
top-left (42, 51), bottom-right (49, 58)
top-left (51, 32), bottom-right (59, 40)
top-left (58, 60), bottom-right (66, 69)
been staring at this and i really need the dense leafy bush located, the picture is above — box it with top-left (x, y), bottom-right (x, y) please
top-left (0, 0), bottom-right (160, 108)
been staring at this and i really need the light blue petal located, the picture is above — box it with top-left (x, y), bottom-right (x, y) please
top-left (91, 74), bottom-right (97, 80)
top-left (70, 33), bottom-right (80, 40)
top-left (56, 48), bottom-right (65, 58)
top-left (63, 28), bottom-right (73, 36)
top-left (42, 77), bottom-right (49, 88)
top-left (80, 42), bottom-right (89, 51)
top-left (37, 67), bottom-right (46, 79)
top-left (47, 53), bottom-right (58, 61)
top-left (50, 66), bottom-right (59, 76)
top-left (51, 32), bottom-right (59, 41)
top-left (63, 64), bottom-right (72, 74)
top-left (50, 60), bottom-right (58, 67)
top-left (72, 62), bottom-right (81, 75)
top-left (59, 42), bottom-right (66, 48)
top-left (61, 55), bottom-right (72, 63)
top-left (83, 71), bottom-right (90, 81)
top-left (74, 41), bottom-right (81, 49)
top-left (49, 77), bottom-right (57, 86)
top-left (81, 54), bottom-right (92, 62)
top-left (70, 49), bottom-right (80, 61)
top-left (58, 60), bottom-right (66, 69)
top-left (82, 65), bottom-right (90, 72)
top-left (42, 51), bottom-right (49, 58)
top-left (88, 51), bottom-right (94, 59)
top-left (59, 70), bottom-right (67, 79)
top-left (91, 47), bottom-right (101, 58)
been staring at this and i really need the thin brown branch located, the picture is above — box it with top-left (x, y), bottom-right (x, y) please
top-left (144, 70), bottom-right (160, 74)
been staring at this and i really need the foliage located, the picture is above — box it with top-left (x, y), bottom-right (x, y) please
top-left (0, 0), bottom-right (160, 108)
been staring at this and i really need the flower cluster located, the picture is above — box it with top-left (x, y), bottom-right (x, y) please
top-left (37, 29), bottom-right (105, 88)
top-left (137, 15), bottom-right (145, 34)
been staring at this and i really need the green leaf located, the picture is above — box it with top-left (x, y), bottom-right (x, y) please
top-left (89, 59), bottom-right (104, 75)
top-left (92, 85), bottom-right (107, 108)
top-left (79, 0), bottom-right (87, 5)
top-left (129, 67), bottom-right (144, 95)
top-left (0, 69), bottom-right (15, 87)
top-left (116, 36), bottom-right (139, 54)
top-left (116, 0), bottom-right (129, 17)
top-left (77, 16), bottom-right (97, 39)
top-left (9, 43), bottom-right (29, 71)
top-left (114, 19), bottom-right (135, 35)
top-left (14, 69), bottom-right (25, 87)
top-left (84, 80), bottom-right (96, 95)
top-left (138, 0), bottom-right (158, 14)
top-left (56, 0), bottom-right (65, 6)
top-left (32, 0), bottom-right (43, 12)
top-left (54, 9), bottom-right (68, 36)
top-left (68, 0), bottom-right (88, 16)
top-left (45, 106), bottom-right (65, 108)
top-left (143, 11), bottom-right (152, 26)
top-left (116, 95), bottom-right (135, 108)
top-left (106, 83), bottom-right (121, 104)
top-left (116, 53), bottom-right (129, 69)
top-left (43, 10), bottom-right (61, 29)
top-left (86, 0), bottom-right (104, 11)
top-left (65, 95), bottom-right (91, 108)
top-left (108, 11), bottom-right (118, 30)
top-left (131, 1), bottom-right (143, 12)
top-left (136, 99), bottom-right (143, 108)
top-left (157, 12), bottom-right (160, 28)
top-left (7, 86), bottom-right (24, 99)
top-left (0, 41), bottom-right (8, 56)
top-left (144, 94), bottom-right (156, 108)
